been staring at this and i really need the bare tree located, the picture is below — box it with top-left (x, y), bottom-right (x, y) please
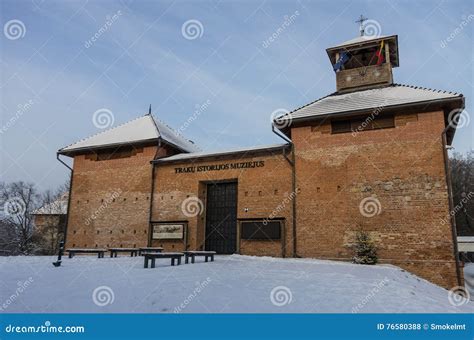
top-left (450, 151), bottom-right (474, 236)
top-left (0, 181), bottom-right (41, 254)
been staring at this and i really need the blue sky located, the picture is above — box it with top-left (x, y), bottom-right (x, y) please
top-left (0, 0), bottom-right (473, 191)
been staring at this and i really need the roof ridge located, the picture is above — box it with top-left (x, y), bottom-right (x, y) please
top-left (278, 91), bottom-right (337, 119)
top-left (151, 114), bottom-right (202, 152)
top-left (58, 114), bottom-right (151, 152)
top-left (394, 83), bottom-right (460, 96)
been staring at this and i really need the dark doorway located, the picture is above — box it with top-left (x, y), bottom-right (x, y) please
top-left (205, 181), bottom-right (237, 254)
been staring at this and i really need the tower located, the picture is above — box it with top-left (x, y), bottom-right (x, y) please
top-left (326, 27), bottom-right (399, 93)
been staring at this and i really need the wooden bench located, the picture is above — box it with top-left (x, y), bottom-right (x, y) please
top-left (67, 248), bottom-right (106, 258)
top-left (143, 252), bottom-right (184, 268)
top-left (138, 247), bottom-right (163, 256)
top-left (184, 251), bottom-right (216, 264)
top-left (109, 248), bottom-right (139, 257)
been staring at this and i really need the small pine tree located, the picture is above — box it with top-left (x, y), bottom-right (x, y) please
top-left (353, 231), bottom-right (378, 265)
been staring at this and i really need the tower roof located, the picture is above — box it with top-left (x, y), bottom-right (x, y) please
top-left (58, 114), bottom-right (199, 156)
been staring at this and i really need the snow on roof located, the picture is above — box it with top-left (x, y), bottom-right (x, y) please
top-left (276, 84), bottom-right (462, 123)
top-left (327, 34), bottom-right (394, 50)
top-left (33, 196), bottom-right (68, 215)
top-left (153, 116), bottom-right (200, 153)
top-left (154, 143), bottom-right (289, 163)
top-left (58, 115), bottom-right (199, 154)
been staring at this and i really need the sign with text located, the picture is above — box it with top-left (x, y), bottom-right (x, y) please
top-left (174, 160), bottom-right (264, 174)
top-left (152, 223), bottom-right (184, 240)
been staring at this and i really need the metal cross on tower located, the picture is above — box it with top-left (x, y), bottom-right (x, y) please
top-left (355, 15), bottom-right (368, 36)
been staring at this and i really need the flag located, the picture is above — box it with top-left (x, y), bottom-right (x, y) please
top-left (375, 40), bottom-right (385, 66)
top-left (333, 52), bottom-right (350, 72)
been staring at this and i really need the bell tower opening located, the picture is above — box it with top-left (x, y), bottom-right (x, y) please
top-left (326, 17), bottom-right (399, 93)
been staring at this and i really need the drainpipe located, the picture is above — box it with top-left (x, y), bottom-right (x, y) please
top-left (272, 125), bottom-right (297, 258)
top-left (56, 154), bottom-right (73, 251)
top-left (441, 127), bottom-right (462, 287)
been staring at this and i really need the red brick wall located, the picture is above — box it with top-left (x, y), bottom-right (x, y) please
top-left (151, 153), bottom-right (293, 256)
top-left (291, 110), bottom-right (458, 288)
top-left (65, 145), bottom-right (160, 249)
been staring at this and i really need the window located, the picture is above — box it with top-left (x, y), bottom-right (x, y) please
top-left (86, 146), bottom-right (144, 161)
top-left (331, 114), bottom-right (394, 134)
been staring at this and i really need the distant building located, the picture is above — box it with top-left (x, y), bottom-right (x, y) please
top-left (58, 31), bottom-right (465, 288)
top-left (32, 192), bottom-right (68, 252)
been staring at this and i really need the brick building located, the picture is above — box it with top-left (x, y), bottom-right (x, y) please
top-left (58, 33), bottom-right (465, 288)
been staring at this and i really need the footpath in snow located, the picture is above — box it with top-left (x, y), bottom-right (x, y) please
top-left (0, 255), bottom-right (472, 313)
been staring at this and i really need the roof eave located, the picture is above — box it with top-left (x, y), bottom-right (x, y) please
top-left (159, 138), bottom-right (198, 154)
top-left (57, 138), bottom-right (160, 157)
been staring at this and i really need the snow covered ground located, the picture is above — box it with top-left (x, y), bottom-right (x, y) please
top-left (0, 255), bottom-right (472, 313)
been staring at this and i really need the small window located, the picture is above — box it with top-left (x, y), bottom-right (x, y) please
top-left (331, 120), bottom-right (351, 133)
top-left (331, 114), bottom-right (394, 134)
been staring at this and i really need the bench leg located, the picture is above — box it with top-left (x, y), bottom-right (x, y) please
top-left (205, 256), bottom-right (208, 262)
top-left (178, 257), bottom-right (181, 265)
top-left (144, 257), bottom-right (148, 268)
top-left (185, 255), bottom-right (189, 264)
top-left (69, 253), bottom-right (73, 258)
top-left (171, 258), bottom-right (175, 266)
top-left (211, 255), bottom-right (214, 262)
top-left (151, 258), bottom-right (156, 268)
top-left (192, 256), bottom-right (195, 264)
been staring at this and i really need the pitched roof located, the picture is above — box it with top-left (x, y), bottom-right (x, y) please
top-left (58, 115), bottom-right (199, 155)
top-left (275, 84), bottom-right (463, 123)
top-left (154, 143), bottom-right (289, 163)
top-left (327, 34), bottom-right (394, 50)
